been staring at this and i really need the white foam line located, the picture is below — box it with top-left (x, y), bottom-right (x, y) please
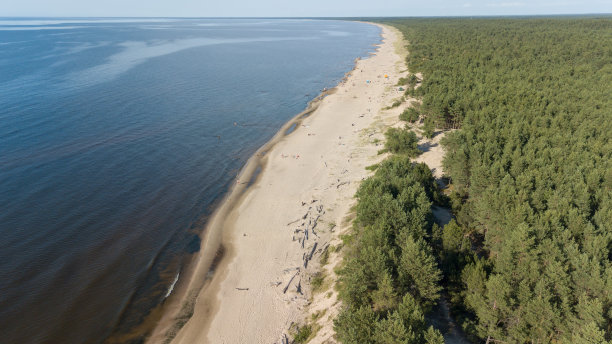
top-left (164, 272), bottom-right (180, 299)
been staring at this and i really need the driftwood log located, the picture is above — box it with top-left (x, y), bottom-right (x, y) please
top-left (337, 181), bottom-right (350, 188)
top-left (287, 218), bottom-right (300, 226)
top-left (308, 242), bottom-right (318, 261)
top-left (296, 279), bottom-right (303, 295)
top-left (283, 270), bottom-right (299, 294)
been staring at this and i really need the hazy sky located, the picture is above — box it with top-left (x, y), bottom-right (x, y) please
top-left (1, 0), bottom-right (611, 17)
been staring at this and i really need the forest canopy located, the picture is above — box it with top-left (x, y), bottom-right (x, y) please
top-left (348, 16), bottom-right (612, 343)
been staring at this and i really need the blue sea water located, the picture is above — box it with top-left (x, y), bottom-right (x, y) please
top-left (0, 18), bottom-right (380, 343)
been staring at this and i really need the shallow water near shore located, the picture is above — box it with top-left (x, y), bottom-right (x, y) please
top-left (0, 18), bottom-right (380, 343)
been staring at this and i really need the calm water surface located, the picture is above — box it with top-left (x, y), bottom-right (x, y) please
top-left (0, 18), bottom-right (381, 343)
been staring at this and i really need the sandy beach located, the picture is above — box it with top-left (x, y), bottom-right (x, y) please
top-left (147, 23), bottom-right (409, 343)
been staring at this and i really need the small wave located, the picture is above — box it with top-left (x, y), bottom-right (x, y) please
top-left (164, 272), bottom-right (180, 299)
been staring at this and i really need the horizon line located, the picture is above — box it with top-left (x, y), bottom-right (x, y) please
top-left (1, 13), bottom-right (612, 19)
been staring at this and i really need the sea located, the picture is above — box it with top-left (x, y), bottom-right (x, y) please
top-left (0, 18), bottom-right (381, 343)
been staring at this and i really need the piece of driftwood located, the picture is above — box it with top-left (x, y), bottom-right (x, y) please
top-left (287, 218), bottom-right (300, 226)
top-left (312, 215), bottom-right (320, 231)
top-left (283, 270), bottom-right (299, 294)
top-left (236, 287), bottom-right (249, 291)
top-left (308, 242), bottom-right (318, 260)
top-left (304, 243), bottom-right (319, 269)
top-left (296, 279), bottom-right (303, 295)
top-left (337, 181), bottom-right (350, 188)
top-left (320, 242), bottom-right (330, 254)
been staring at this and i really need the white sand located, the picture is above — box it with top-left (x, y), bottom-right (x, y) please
top-left (147, 24), bottom-right (408, 344)
top-left (413, 129), bottom-right (447, 179)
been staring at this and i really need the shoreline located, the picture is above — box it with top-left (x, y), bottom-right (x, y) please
top-left (147, 22), bottom-right (406, 343)
top-left (144, 72), bottom-right (345, 344)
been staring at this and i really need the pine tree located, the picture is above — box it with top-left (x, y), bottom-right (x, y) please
top-left (398, 237), bottom-right (442, 309)
top-left (424, 326), bottom-right (445, 344)
top-left (334, 305), bottom-right (378, 344)
top-left (374, 312), bottom-right (415, 344)
top-left (372, 272), bottom-right (399, 313)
